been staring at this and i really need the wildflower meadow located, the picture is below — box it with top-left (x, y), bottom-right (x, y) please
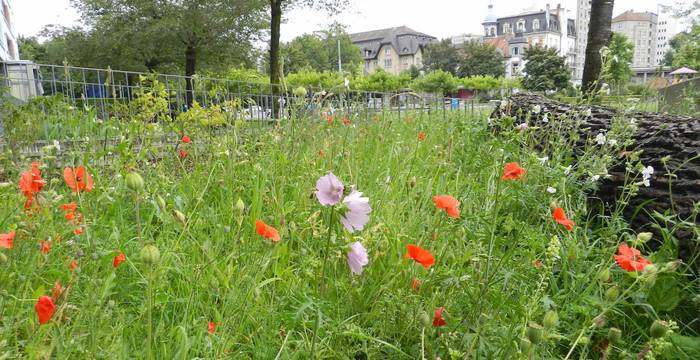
top-left (0, 99), bottom-right (698, 359)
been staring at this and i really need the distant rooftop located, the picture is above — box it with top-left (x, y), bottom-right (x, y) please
top-left (349, 26), bottom-right (435, 43)
top-left (612, 10), bottom-right (658, 23)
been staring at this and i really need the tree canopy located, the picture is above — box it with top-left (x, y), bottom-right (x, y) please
top-left (282, 25), bottom-right (362, 75)
top-left (665, 25), bottom-right (700, 71)
top-left (603, 33), bottom-right (634, 86)
top-left (422, 39), bottom-right (504, 78)
top-left (522, 46), bottom-right (571, 92)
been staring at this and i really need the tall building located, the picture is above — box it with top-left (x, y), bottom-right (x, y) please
top-left (349, 26), bottom-right (437, 75)
top-left (611, 10), bottom-right (658, 69)
top-left (655, 8), bottom-right (677, 66)
top-left (482, 3), bottom-right (577, 79)
top-left (0, 0), bottom-right (19, 61)
top-left (573, 0), bottom-right (591, 83)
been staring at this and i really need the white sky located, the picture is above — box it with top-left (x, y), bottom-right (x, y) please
top-left (9, 0), bottom-right (692, 41)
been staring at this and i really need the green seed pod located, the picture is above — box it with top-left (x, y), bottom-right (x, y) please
top-left (173, 210), bottom-right (186, 224)
top-left (578, 336), bottom-right (590, 345)
top-left (126, 172), bottom-right (145, 191)
top-left (598, 268), bottom-right (611, 283)
top-left (235, 198), bottom-right (245, 213)
top-left (543, 310), bottom-right (559, 329)
top-left (140, 244), bottom-right (161, 265)
top-left (636, 232), bottom-right (653, 243)
top-left (605, 286), bottom-right (620, 301)
top-left (519, 338), bottom-right (532, 353)
top-left (419, 311), bottom-right (431, 327)
top-left (650, 320), bottom-right (669, 339)
top-left (526, 323), bottom-right (544, 344)
top-left (608, 327), bottom-right (622, 343)
top-left (293, 86), bottom-right (307, 98)
top-left (156, 195), bottom-right (167, 210)
top-left (0, 253), bottom-right (7, 264)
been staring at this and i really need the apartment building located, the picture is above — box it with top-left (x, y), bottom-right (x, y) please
top-left (350, 26), bottom-right (437, 75)
top-left (573, 0), bottom-right (591, 83)
top-left (611, 10), bottom-right (658, 69)
top-left (655, 9), bottom-right (677, 66)
top-left (0, 0), bottom-right (18, 61)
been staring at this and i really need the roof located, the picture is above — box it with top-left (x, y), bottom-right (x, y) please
top-left (350, 26), bottom-right (437, 60)
top-left (669, 67), bottom-right (697, 75)
top-left (612, 10), bottom-right (657, 23)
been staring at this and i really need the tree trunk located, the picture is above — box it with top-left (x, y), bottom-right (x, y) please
top-left (582, 0), bottom-right (615, 95)
top-left (269, 0), bottom-right (282, 118)
top-left (185, 44), bottom-right (196, 109)
top-left (492, 93), bottom-right (700, 271)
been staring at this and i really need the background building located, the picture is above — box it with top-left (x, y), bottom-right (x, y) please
top-left (483, 3), bottom-right (576, 79)
top-left (350, 26), bottom-right (436, 75)
top-left (612, 10), bottom-right (658, 69)
top-left (573, 0), bottom-right (591, 84)
top-left (0, 0), bottom-right (19, 61)
top-left (655, 8), bottom-right (677, 66)
top-left (450, 33), bottom-right (484, 47)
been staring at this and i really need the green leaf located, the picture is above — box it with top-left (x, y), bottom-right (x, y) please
top-left (647, 275), bottom-right (680, 312)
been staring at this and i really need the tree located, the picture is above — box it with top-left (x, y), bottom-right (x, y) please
top-left (665, 25), bottom-right (700, 70)
top-left (423, 39), bottom-right (461, 75)
top-left (353, 69), bottom-right (410, 92)
top-left (73, 0), bottom-right (267, 106)
top-left (522, 46), bottom-right (570, 92)
top-left (582, 0), bottom-right (615, 95)
top-left (282, 25), bottom-right (362, 74)
top-left (457, 41), bottom-right (504, 78)
top-left (602, 32), bottom-right (634, 88)
top-left (412, 70), bottom-right (459, 96)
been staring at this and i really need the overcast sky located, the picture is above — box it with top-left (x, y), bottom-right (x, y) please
top-left (9, 0), bottom-right (692, 42)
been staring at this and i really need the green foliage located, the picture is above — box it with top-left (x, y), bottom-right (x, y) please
top-left (286, 69), bottom-right (344, 90)
top-left (458, 40), bottom-right (505, 78)
top-left (461, 75), bottom-right (502, 91)
top-left (522, 46), bottom-right (571, 92)
top-left (175, 101), bottom-right (226, 127)
top-left (114, 74), bottom-right (170, 123)
top-left (603, 33), bottom-right (634, 86)
top-left (283, 25), bottom-right (362, 74)
top-left (423, 39), bottom-right (461, 75)
top-left (666, 24), bottom-right (700, 70)
top-left (353, 69), bottom-right (410, 92)
top-left (412, 70), bottom-right (459, 95)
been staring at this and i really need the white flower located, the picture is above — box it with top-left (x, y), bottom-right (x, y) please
top-left (641, 166), bottom-right (654, 187)
top-left (340, 188), bottom-right (372, 233)
top-left (630, 118), bottom-right (637, 125)
top-left (53, 140), bottom-right (61, 152)
top-left (542, 114), bottom-right (549, 123)
top-left (595, 133), bottom-right (607, 145)
top-left (584, 108), bottom-right (592, 117)
top-left (537, 156), bottom-right (549, 165)
top-left (607, 139), bottom-right (617, 146)
top-left (563, 165), bottom-right (572, 175)
top-left (532, 105), bottom-right (541, 114)
top-left (344, 77), bottom-right (350, 89)
top-left (515, 123), bottom-right (528, 130)
top-left (546, 186), bottom-right (557, 194)
top-left (487, 117), bottom-right (493, 124)
top-left (591, 175), bottom-right (600, 182)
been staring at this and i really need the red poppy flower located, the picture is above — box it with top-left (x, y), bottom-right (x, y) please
top-left (614, 244), bottom-right (652, 272)
top-left (0, 231), bottom-right (15, 249)
top-left (64, 166), bottom-right (94, 193)
top-left (552, 207), bottom-right (574, 231)
top-left (433, 307), bottom-right (446, 327)
top-left (501, 162), bottom-right (527, 180)
top-left (182, 135), bottom-right (191, 144)
top-left (411, 277), bottom-right (421, 291)
top-left (179, 149), bottom-right (188, 159)
top-left (208, 321), bottom-right (216, 334)
top-left (51, 281), bottom-right (63, 302)
top-left (73, 228), bottom-right (83, 236)
top-left (432, 195), bottom-right (460, 218)
top-left (60, 203), bottom-right (81, 223)
top-left (255, 219), bottom-right (280, 242)
top-left (319, 149), bottom-right (325, 157)
top-left (113, 252), bottom-right (126, 268)
top-left (70, 259), bottom-right (78, 271)
top-left (418, 131), bottom-right (426, 141)
top-left (342, 118), bottom-right (352, 125)
top-left (323, 115), bottom-right (334, 123)
top-left (35, 295), bottom-right (56, 325)
top-left (405, 244), bottom-right (435, 268)
top-left (40, 240), bottom-right (50, 254)
top-left (19, 162), bottom-right (44, 208)
top-left (532, 259), bottom-right (543, 269)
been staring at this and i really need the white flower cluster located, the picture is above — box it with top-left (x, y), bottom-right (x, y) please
top-left (641, 165), bottom-right (654, 187)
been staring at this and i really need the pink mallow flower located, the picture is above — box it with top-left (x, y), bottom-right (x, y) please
top-left (315, 172), bottom-right (344, 206)
top-left (347, 241), bottom-right (369, 275)
top-left (340, 188), bottom-right (371, 233)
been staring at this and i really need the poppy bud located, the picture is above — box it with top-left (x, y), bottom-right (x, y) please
top-left (173, 210), bottom-right (186, 224)
top-left (235, 198), bottom-right (245, 213)
top-left (419, 311), bottom-right (431, 327)
top-left (156, 195), bottom-right (167, 210)
top-left (140, 244), bottom-right (160, 265)
top-left (0, 253), bottom-right (7, 263)
top-left (578, 336), bottom-right (590, 345)
top-left (126, 172), bottom-right (145, 191)
top-left (605, 286), bottom-right (620, 301)
top-left (592, 315), bottom-right (607, 328)
top-left (526, 323), bottom-right (544, 344)
top-left (543, 310), bottom-right (559, 329)
top-left (519, 338), bottom-right (531, 353)
top-left (650, 320), bottom-right (668, 339)
top-left (597, 268), bottom-right (611, 283)
top-left (661, 260), bottom-right (681, 272)
top-left (608, 327), bottom-right (622, 343)
top-left (636, 232), bottom-right (653, 243)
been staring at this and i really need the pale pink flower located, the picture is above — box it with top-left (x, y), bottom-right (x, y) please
top-left (315, 172), bottom-right (344, 206)
top-left (340, 188), bottom-right (371, 232)
top-left (347, 241), bottom-right (369, 275)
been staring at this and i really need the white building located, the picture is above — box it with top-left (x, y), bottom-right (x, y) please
top-left (655, 8), bottom-right (677, 66)
top-left (0, 0), bottom-right (19, 61)
top-left (573, 0), bottom-right (591, 83)
top-left (612, 10), bottom-right (658, 69)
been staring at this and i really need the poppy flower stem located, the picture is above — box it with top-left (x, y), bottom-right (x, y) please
top-left (134, 192), bottom-right (144, 247)
top-left (318, 207), bottom-right (336, 296)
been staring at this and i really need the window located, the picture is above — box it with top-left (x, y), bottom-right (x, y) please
top-left (384, 47), bottom-right (391, 55)
top-left (513, 47), bottom-right (518, 55)
top-left (384, 58), bottom-right (392, 68)
top-left (503, 23), bottom-right (511, 33)
top-left (517, 19), bottom-right (526, 32)
top-left (533, 19), bottom-right (540, 30)
top-left (2, 1), bottom-right (10, 27)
